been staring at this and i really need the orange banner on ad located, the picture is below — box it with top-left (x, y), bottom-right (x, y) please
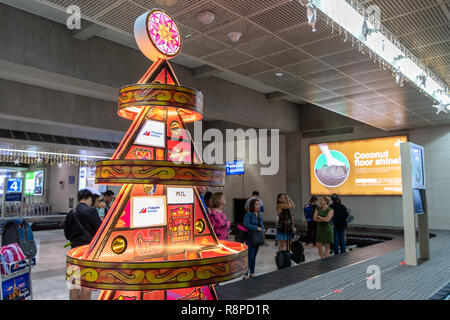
top-left (310, 135), bottom-right (408, 196)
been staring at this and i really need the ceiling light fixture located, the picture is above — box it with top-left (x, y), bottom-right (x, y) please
top-left (311, 0), bottom-right (449, 108)
top-left (198, 11), bottom-right (215, 24)
top-left (228, 32), bottom-right (242, 43)
top-left (275, 72), bottom-right (284, 77)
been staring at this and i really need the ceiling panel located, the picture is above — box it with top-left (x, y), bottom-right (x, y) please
top-left (45, 0), bottom-right (119, 16)
top-left (228, 60), bottom-right (273, 76)
top-left (332, 85), bottom-right (370, 96)
top-left (276, 22), bottom-right (331, 47)
top-left (249, 70), bottom-right (292, 85)
top-left (174, 1), bottom-right (240, 33)
top-left (203, 48), bottom-right (253, 67)
top-left (234, 35), bottom-right (290, 57)
top-left (302, 69), bottom-right (346, 84)
top-left (272, 78), bottom-right (311, 91)
top-left (97, 1), bottom-right (146, 34)
top-left (261, 49), bottom-right (311, 67)
top-left (132, 0), bottom-right (205, 16)
top-left (206, 19), bottom-right (270, 46)
top-left (320, 49), bottom-right (370, 67)
top-left (300, 35), bottom-right (352, 58)
top-left (182, 36), bottom-right (229, 57)
top-left (220, 0), bottom-right (288, 17)
top-left (285, 60), bottom-right (330, 76)
top-left (318, 77), bottom-right (359, 90)
top-left (249, 1), bottom-right (307, 32)
top-left (337, 60), bottom-right (381, 77)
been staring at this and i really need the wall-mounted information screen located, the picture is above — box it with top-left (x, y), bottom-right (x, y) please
top-left (310, 135), bottom-right (408, 195)
top-left (226, 160), bottom-right (244, 175)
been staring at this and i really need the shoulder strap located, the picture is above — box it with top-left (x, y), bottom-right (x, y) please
top-left (72, 208), bottom-right (93, 239)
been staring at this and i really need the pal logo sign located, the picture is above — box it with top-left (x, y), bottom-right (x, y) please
top-left (167, 187), bottom-right (194, 204)
top-left (135, 120), bottom-right (165, 148)
top-left (131, 196), bottom-right (166, 228)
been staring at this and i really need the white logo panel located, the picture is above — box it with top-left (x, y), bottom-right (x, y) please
top-left (167, 187), bottom-right (194, 204)
top-left (131, 196), bottom-right (166, 228)
top-left (135, 120), bottom-right (165, 148)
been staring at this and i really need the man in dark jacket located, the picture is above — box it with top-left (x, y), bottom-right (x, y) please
top-left (65, 189), bottom-right (102, 248)
top-left (330, 194), bottom-right (348, 255)
top-left (64, 189), bottom-right (102, 300)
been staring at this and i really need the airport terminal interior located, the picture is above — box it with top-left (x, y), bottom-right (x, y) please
top-left (0, 0), bottom-right (449, 303)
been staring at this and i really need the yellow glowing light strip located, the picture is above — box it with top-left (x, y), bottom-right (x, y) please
top-left (315, 0), bottom-right (449, 106)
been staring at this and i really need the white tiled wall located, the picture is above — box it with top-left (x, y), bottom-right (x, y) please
top-left (299, 125), bottom-right (450, 231)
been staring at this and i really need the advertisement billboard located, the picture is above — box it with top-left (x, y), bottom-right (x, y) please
top-left (310, 135), bottom-right (408, 195)
top-left (24, 171), bottom-right (44, 196)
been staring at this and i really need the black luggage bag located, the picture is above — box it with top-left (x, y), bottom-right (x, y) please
top-left (291, 234), bottom-right (305, 264)
top-left (275, 250), bottom-right (292, 269)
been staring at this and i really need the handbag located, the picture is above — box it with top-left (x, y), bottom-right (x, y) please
top-left (234, 224), bottom-right (248, 243)
top-left (249, 215), bottom-right (264, 247)
top-left (249, 230), bottom-right (264, 246)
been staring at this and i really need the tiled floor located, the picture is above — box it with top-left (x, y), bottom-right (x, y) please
top-left (30, 229), bottom-right (322, 300)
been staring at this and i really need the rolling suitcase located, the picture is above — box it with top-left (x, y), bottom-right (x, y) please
top-left (291, 234), bottom-right (305, 264)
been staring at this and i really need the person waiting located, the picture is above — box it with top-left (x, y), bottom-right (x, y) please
top-left (313, 196), bottom-right (334, 259)
top-left (304, 196), bottom-right (318, 246)
top-left (102, 190), bottom-right (115, 215)
top-left (275, 193), bottom-right (295, 251)
top-left (243, 199), bottom-right (264, 279)
top-left (208, 192), bottom-right (231, 240)
top-left (244, 191), bottom-right (264, 214)
top-left (203, 191), bottom-right (212, 213)
top-left (330, 194), bottom-right (349, 255)
top-left (92, 194), bottom-right (106, 220)
top-left (64, 189), bottom-right (102, 300)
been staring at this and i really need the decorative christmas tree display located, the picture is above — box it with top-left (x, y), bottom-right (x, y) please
top-left (66, 9), bottom-right (247, 300)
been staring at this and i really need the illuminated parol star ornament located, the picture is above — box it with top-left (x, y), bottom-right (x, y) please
top-left (134, 9), bottom-right (181, 61)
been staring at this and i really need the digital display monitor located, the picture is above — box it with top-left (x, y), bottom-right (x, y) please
top-left (226, 160), bottom-right (244, 176)
top-left (411, 144), bottom-right (425, 189)
top-left (310, 135), bottom-right (408, 195)
top-left (413, 189), bottom-right (425, 215)
top-left (25, 171), bottom-right (44, 196)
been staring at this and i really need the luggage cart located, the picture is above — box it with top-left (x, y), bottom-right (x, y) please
top-left (0, 256), bottom-right (33, 300)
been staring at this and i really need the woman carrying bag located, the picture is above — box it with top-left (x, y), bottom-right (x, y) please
top-left (243, 199), bottom-right (264, 279)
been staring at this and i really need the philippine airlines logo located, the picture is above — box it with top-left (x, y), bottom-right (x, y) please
top-left (142, 130), bottom-right (162, 138)
top-left (139, 207), bottom-right (147, 214)
top-left (138, 206), bottom-right (159, 214)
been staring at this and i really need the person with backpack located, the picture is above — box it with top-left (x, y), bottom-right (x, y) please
top-left (303, 196), bottom-right (318, 246)
top-left (330, 194), bottom-right (349, 255)
top-left (243, 199), bottom-right (264, 279)
top-left (275, 194), bottom-right (295, 251)
top-left (64, 189), bottom-right (102, 300)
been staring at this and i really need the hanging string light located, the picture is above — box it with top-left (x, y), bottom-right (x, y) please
top-left (0, 148), bottom-right (106, 167)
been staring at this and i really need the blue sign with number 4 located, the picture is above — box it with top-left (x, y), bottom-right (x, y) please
top-left (7, 178), bottom-right (22, 193)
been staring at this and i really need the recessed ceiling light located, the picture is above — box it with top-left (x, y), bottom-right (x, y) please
top-left (275, 72), bottom-right (284, 77)
top-left (185, 34), bottom-right (192, 39)
top-left (198, 11), bottom-right (215, 24)
top-left (228, 32), bottom-right (242, 43)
